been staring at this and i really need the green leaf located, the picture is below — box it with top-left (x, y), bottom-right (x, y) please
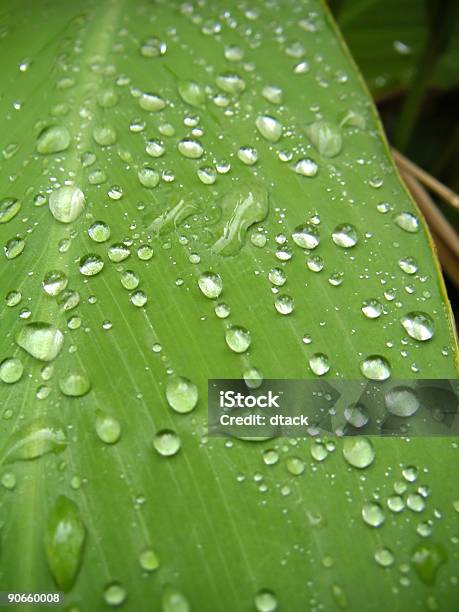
top-left (0, 0), bottom-right (457, 609)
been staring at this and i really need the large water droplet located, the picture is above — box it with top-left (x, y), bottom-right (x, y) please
top-left (309, 353), bottom-right (330, 376)
top-left (254, 589), bottom-right (278, 612)
top-left (305, 120), bottom-right (342, 157)
top-left (2, 417), bottom-right (66, 463)
top-left (256, 115), bottom-right (282, 143)
top-left (0, 197), bottom-right (21, 224)
top-left (16, 322), bottom-right (63, 361)
top-left (104, 582), bottom-right (127, 607)
top-left (59, 371), bottom-right (91, 397)
top-left (292, 223), bottom-right (320, 249)
top-left (95, 411), bottom-right (121, 444)
top-left (153, 430), bottom-right (181, 456)
top-left (198, 272), bottom-right (223, 299)
top-left (374, 547), bottom-right (394, 568)
top-left (139, 92), bottom-right (166, 112)
top-left (332, 224), bottom-right (358, 248)
top-left (225, 326), bottom-right (251, 353)
top-left (178, 139), bottom-right (204, 159)
top-left (362, 501), bottom-right (385, 527)
top-left (360, 355), bottom-right (391, 381)
top-left (400, 312), bottom-right (434, 341)
top-left (294, 158), bottom-right (318, 177)
top-left (394, 211), bottom-right (419, 233)
top-left (43, 270), bottom-right (68, 296)
top-left (274, 294), bottom-right (294, 315)
top-left (45, 496), bottom-right (86, 592)
top-left (49, 186), bottom-right (85, 223)
top-left (385, 386), bottom-right (419, 417)
top-left (343, 437), bottom-right (375, 468)
top-left (211, 183), bottom-right (269, 256)
top-left (88, 221), bottom-right (110, 243)
top-left (37, 126), bottom-right (71, 154)
top-left (0, 357), bottom-right (23, 384)
top-left (79, 254), bottom-right (104, 276)
top-left (178, 80), bottom-right (206, 107)
top-left (166, 377), bottom-right (198, 414)
top-left (216, 72), bottom-right (246, 94)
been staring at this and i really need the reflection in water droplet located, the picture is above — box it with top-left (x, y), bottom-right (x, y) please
top-left (37, 126), bottom-right (71, 154)
top-left (360, 355), bottom-right (391, 381)
top-left (385, 386), bottom-right (419, 417)
top-left (153, 430), bottom-right (181, 456)
top-left (254, 589), bottom-right (278, 612)
top-left (0, 357), bottom-right (23, 384)
top-left (332, 224), bottom-right (358, 248)
top-left (59, 371), bottom-right (91, 397)
top-left (166, 377), bottom-right (198, 414)
top-left (198, 272), bottom-right (223, 299)
top-left (225, 326), bottom-right (251, 353)
top-left (16, 322), bottom-right (63, 361)
top-left (256, 115), bottom-right (282, 143)
top-left (362, 501), bottom-right (385, 527)
top-left (400, 312), bottom-right (434, 341)
top-left (49, 186), bottom-right (85, 223)
top-left (45, 495), bottom-right (86, 592)
top-left (79, 254), bottom-right (104, 276)
top-left (309, 353), bottom-right (330, 376)
top-left (294, 158), bottom-right (318, 177)
top-left (343, 437), bottom-right (375, 468)
top-left (292, 224), bottom-right (320, 249)
top-left (95, 412), bottom-right (121, 444)
top-left (305, 120), bottom-right (342, 157)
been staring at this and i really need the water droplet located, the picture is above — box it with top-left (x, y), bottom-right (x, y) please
top-left (149, 199), bottom-right (196, 235)
top-left (411, 542), bottom-right (447, 585)
top-left (45, 496), bottom-right (85, 592)
top-left (97, 88), bottom-right (119, 108)
top-left (140, 37), bottom-right (166, 57)
top-left (36, 126), bottom-right (71, 154)
top-left (254, 589), bottom-right (278, 612)
top-left (292, 223), bottom-right (320, 249)
top-left (332, 224), bottom-right (358, 248)
top-left (161, 586), bottom-right (189, 612)
top-left (95, 411), bottom-right (121, 444)
top-left (262, 85), bottom-right (283, 104)
top-left (362, 299), bottom-right (383, 319)
top-left (1, 472), bottom-right (16, 490)
top-left (0, 357), bottom-right (23, 384)
top-left (237, 146), bottom-right (258, 165)
top-left (139, 92), bottom-right (166, 112)
top-left (286, 456), bottom-right (305, 475)
top-left (256, 115), bottom-right (282, 143)
top-left (343, 437), bottom-right (375, 469)
top-left (360, 355), bottom-right (391, 381)
top-left (104, 582), bottom-right (127, 607)
top-left (385, 386), bottom-right (419, 417)
top-left (146, 139), bottom-right (166, 157)
top-left (216, 72), bottom-right (246, 94)
top-left (400, 312), bottom-right (434, 341)
top-left (178, 80), bottom-right (205, 107)
top-left (153, 429), bottom-right (181, 456)
top-left (49, 186), bottom-right (85, 223)
top-left (215, 302), bottom-right (231, 318)
top-left (305, 120), bottom-right (342, 157)
top-left (4, 236), bottom-right (25, 259)
top-left (344, 403), bottom-right (369, 428)
top-left (130, 290), bottom-right (148, 307)
top-left (108, 243), bottom-right (130, 263)
top-left (198, 272), bottom-right (223, 299)
top-left (211, 183), bottom-right (268, 256)
top-left (268, 268), bottom-right (286, 286)
top-left (399, 256), bottom-right (418, 274)
top-left (309, 353), bottom-right (330, 376)
top-left (166, 377), bottom-right (198, 414)
top-left (274, 294), bottom-right (294, 315)
top-left (93, 124), bottom-right (117, 146)
top-left (137, 245), bottom-right (154, 260)
top-left (225, 326), bottom-right (251, 353)
top-left (294, 158), bottom-right (318, 177)
top-left (407, 493), bottom-right (425, 512)
top-left (138, 167), bottom-right (160, 188)
top-left (374, 547), bottom-right (394, 568)
top-left (2, 417), bottom-right (66, 463)
top-left (88, 221), bottom-right (110, 243)
top-left (362, 501), bottom-right (385, 527)
top-left (16, 322), bottom-right (63, 361)
top-left (263, 449), bottom-right (279, 466)
top-left (43, 270), bottom-right (68, 296)
top-left (197, 166), bottom-right (217, 185)
top-left (311, 442), bottom-right (328, 462)
top-left (79, 254), bottom-right (104, 276)
top-left (0, 197), bottom-right (21, 224)
top-left (139, 548), bottom-right (160, 572)
top-left (59, 371), bottom-right (91, 397)
top-left (387, 495), bottom-right (405, 513)
top-left (120, 270), bottom-right (140, 291)
top-left (6, 289), bottom-right (22, 307)
top-left (395, 211), bottom-right (419, 233)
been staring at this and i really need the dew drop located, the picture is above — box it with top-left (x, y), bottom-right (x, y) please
top-left (274, 294), bottom-right (294, 315)
top-left (256, 115), bottom-right (282, 143)
top-left (16, 322), bottom-right (63, 361)
top-left (292, 223), bottom-right (320, 249)
top-left (254, 589), bottom-right (278, 612)
top-left (88, 221), bottom-right (110, 243)
top-left (225, 326), bottom-right (251, 353)
top-left (153, 429), bottom-right (181, 457)
top-left (198, 272), bottom-right (223, 299)
top-left (385, 386), bottom-right (419, 417)
top-left (49, 186), bottom-right (85, 224)
top-left (0, 197), bottom-right (21, 224)
top-left (395, 211), bottom-right (419, 233)
top-left (79, 254), bottom-right (104, 276)
top-left (166, 377), bottom-right (198, 414)
top-left (360, 355), bottom-right (391, 381)
top-left (294, 158), bottom-right (318, 177)
top-left (305, 120), bottom-right (342, 157)
top-left (95, 411), bottom-right (121, 444)
top-left (362, 501), bottom-right (385, 527)
top-left (0, 357), bottom-right (24, 384)
top-left (332, 224), bottom-right (358, 248)
top-left (59, 371), bottom-right (91, 397)
top-left (343, 437), bottom-right (375, 469)
top-left (36, 126), bottom-right (71, 154)
top-left (400, 312), bottom-right (434, 341)
top-left (309, 353), bottom-right (330, 376)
